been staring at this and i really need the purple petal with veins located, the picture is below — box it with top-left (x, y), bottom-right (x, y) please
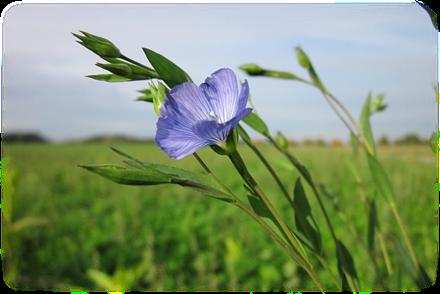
top-left (155, 68), bottom-right (252, 159)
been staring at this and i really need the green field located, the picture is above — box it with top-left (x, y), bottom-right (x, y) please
top-left (2, 142), bottom-right (438, 291)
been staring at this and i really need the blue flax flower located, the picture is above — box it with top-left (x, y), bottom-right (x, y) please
top-left (156, 68), bottom-right (252, 159)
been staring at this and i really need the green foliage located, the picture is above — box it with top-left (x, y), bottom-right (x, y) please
top-left (239, 63), bottom-right (265, 76)
top-left (79, 164), bottom-right (172, 186)
top-left (292, 178), bottom-right (321, 254)
top-left (367, 198), bottom-right (377, 252)
top-left (370, 94), bottom-right (387, 113)
top-left (95, 61), bottom-right (159, 81)
top-left (274, 132), bottom-right (289, 151)
top-left (336, 240), bottom-right (360, 290)
top-left (429, 132), bottom-right (437, 154)
top-left (2, 143), bottom-right (436, 290)
top-left (247, 194), bottom-right (274, 221)
top-left (239, 64), bottom-right (301, 80)
top-left (149, 81), bottom-right (168, 115)
top-left (96, 62), bottom-right (132, 77)
top-left (367, 154), bottom-right (394, 202)
top-left (87, 74), bottom-right (132, 83)
top-left (295, 47), bottom-right (326, 93)
top-left (360, 92), bottom-right (376, 155)
top-left (74, 31), bottom-right (121, 58)
top-left (143, 48), bottom-right (191, 88)
top-left (242, 112), bottom-right (270, 138)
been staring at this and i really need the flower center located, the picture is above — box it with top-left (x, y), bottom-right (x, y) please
top-left (208, 111), bottom-right (218, 121)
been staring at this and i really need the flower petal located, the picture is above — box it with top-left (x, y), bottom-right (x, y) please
top-left (164, 82), bottom-right (214, 121)
top-left (193, 108), bottom-right (253, 143)
top-left (200, 68), bottom-right (240, 123)
top-left (237, 79), bottom-right (249, 111)
top-left (155, 114), bottom-right (210, 159)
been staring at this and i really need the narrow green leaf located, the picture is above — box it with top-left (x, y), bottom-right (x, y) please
top-left (143, 48), bottom-right (191, 87)
top-left (110, 147), bottom-right (228, 200)
top-left (136, 95), bottom-right (153, 103)
top-left (247, 194), bottom-right (273, 219)
top-left (367, 198), bottom-right (377, 252)
top-left (79, 164), bottom-right (171, 185)
top-left (294, 214), bottom-right (321, 254)
top-left (367, 154), bottom-right (393, 202)
top-left (360, 92), bottom-right (376, 155)
top-left (293, 178), bottom-right (322, 253)
top-left (136, 88), bottom-right (154, 103)
top-left (242, 112), bottom-right (270, 137)
top-left (293, 178), bottom-right (311, 215)
top-left (87, 74), bottom-right (132, 83)
top-left (336, 239), bottom-right (360, 289)
top-left (350, 132), bottom-right (359, 157)
top-left (393, 238), bottom-right (431, 289)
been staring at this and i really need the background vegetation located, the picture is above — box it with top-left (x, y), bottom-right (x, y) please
top-left (2, 140), bottom-right (437, 291)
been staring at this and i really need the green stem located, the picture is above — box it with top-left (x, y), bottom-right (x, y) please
top-left (268, 136), bottom-right (339, 243)
top-left (120, 54), bottom-right (152, 70)
top-left (227, 150), bottom-right (311, 265)
top-left (237, 125), bottom-right (293, 207)
top-left (389, 201), bottom-right (419, 270)
top-left (192, 152), bottom-right (325, 290)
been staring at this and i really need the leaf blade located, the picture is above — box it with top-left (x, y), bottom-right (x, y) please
top-left (143, 48), bottom-right (191, 87)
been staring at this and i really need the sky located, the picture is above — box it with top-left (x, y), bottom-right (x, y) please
top-left (1, 3), bottom-right (437, 142)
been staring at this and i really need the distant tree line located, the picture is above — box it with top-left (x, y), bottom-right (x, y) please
top-left (3, 132), bottom-right (48, 143)
top-left (2, 131), bottom-right (434, 146)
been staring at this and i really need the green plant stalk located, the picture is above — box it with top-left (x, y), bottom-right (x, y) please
top-left (237, 125), bottom-right (293, 207)
top-left (378, 229), bottom-right (393, 275)
top-left (226, 150), bottom-right (314, 269)
top-left (304, 79), bottom-right (421, 271)
top-left (389, 201), bottom-right (420, 271)
top-left (278, 68), bottom-right (421, 273)
top-left (237, 125), bottom-right (340, 289)
top-left (120, 54), bottom-right (153, 70)
top-left (349, 163), bottom-right (393, 275)
top-left (192, 153), bottom-right (325, 290)
top-left (268, 136), bottom-right (339, 244)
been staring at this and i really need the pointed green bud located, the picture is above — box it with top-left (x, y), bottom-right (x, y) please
top-left (239, 64), bottom-right (265, 76)
top-left (295, 47), bottom-right (327, 93)
top-left (74, 31), bottom-right (120, 58)
top-left (86, 74), bottom-right (131, 83)
top-left (96, 63), bottom-right (132, 77)
top-left (370, 94), bottom-right (387, 113)
top-left (275, 131), bottom-right (289, 150)
top-left (295, 47), bottom-right (312, 69)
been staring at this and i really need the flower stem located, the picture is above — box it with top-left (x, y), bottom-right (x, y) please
top-left (227, 150), bottom-right (311, 265)
top-left (192, 152), bottom-right (325, 290)
top-left (268, 136), bottom-right (339, 243)
top-left (237, 125), bottom-right (293, 207)
top-left (120, 54), bottom-right (152, 70)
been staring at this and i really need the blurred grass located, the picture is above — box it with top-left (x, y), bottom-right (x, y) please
top-left (1, 142), bottom-right (437, 291)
